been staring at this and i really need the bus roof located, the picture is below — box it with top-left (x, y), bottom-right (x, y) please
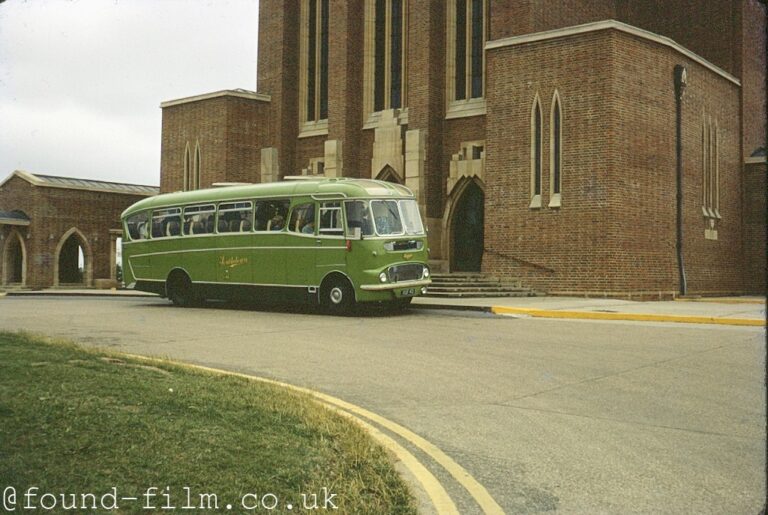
top-left (121, 178), bottom-right (415, 218)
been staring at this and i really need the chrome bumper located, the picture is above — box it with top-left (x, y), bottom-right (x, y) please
top-left (360, 279), bottom-right (432, 291)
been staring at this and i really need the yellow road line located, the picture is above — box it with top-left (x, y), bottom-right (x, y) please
top-left (312, 393), bottom-right (505, 515)
top-left (115, 353), bottom-right (503, 514)
top-left (491, 306), bottom-right (765, 326)
top-left (329, 405), bottom-right (458, 514)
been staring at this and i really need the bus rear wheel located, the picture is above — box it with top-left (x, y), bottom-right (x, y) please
top-left (166, 271), bottom-right (198, 307)
top-left (321, 276), bottom-right (355, 314)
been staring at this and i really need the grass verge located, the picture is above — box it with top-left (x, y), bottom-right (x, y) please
top-left (0, 331), bottom-right (416, 514)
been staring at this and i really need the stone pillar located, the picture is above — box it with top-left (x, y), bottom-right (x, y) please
top-left (324, 140), bottom-right (343, 178)
top-left (405, 129), bottom-right (425, 206)
top-left (371, 109), bottom-right (405, 180)
top-left (260, 147), bottom-right (279, 183)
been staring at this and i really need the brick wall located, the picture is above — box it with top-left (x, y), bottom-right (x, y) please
top-left (489, 0), bottom-right (534, 40)
top-left (328, 0), bottom-right (364, 177)
top-left (258, 0), bottom-right (300, 178)
top-left (743, 162), bottom-right (767, 293)
top-left (485, 32), bottom-right (618, 294)
top-left (0, 175), bottom-right (151, 288)
top-left (161, 98), bottom-right (226, 192)
top-left (406, 0), bottom-right (446, 219)
top-left (224, 97), bottom-right (272, 183)
top-left (740, 0), bottom-right (767, 157)
top-left (485, 28), bottom-right (745, 296)
top-left (612, 32), bottom-right (744, 295)
top-left (295, 136), bottom-right (326, 175)
top-left (487, 1), bottom-right (743, 81)
top-left (617, 0), bottom-right (740, 77)
top-left (160, 95), bottom-right (270, 193)
top-left (532, 0), bottom-right (615, 33)
top-left (489, 0), bottom-right (615, 40)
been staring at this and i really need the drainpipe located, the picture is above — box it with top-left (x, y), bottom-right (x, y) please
top-left (674, 65), bottom-right (688, 296)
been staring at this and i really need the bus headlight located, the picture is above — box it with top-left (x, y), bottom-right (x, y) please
top-left (422, 266), bottom-right (430, 279)
top-left (379, 272), bottom-right (388, 283)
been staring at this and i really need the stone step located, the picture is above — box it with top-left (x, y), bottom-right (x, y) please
top-left (430, 276), bottom-right (505, 283)
top-left (424, 272), bottom-right (536, 298)
top-left (424, 290), bottom-right (538, 298)
top-left (429, 282), bottom-right (523, 289)
top-left (431, 273), bottom-right (489, 279)
top-left (427, 286), bottom-right (530, 293)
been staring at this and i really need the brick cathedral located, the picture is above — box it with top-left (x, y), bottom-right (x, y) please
top-left (158, 0), bottom-right (767, 297)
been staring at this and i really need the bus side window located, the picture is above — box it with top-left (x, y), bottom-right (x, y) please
top-left (183, 204), bottom-right (216, 235)
top-left (255, 199), bottom-right (290, 232)
top-left (254, 202), bottom-right (268, 231)
top-left (344, 201), bottom-right (373, 237)
top-left (288, 203), bottom-right (315, 234)
top-left (151, 219), bottom-right (163, 238)
top-left (152, 208), bottom-right (181, 238)
top-left (217, 201), bottom-right (253, 233)
top-left (126, 211), bottom-right (149, 241)
top-left (319, 202), bottom-right (344, 237)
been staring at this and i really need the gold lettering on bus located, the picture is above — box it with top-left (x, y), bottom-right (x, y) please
top-left (219, 255), bottom-right (249, 269)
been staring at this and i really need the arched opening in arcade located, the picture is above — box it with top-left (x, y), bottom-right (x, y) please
top-left (2, 230), bottom-right (26, 286)
top-left (448, 178), bottom-right (485, 272)
top-left (56, 229), bottom-right (91, 286)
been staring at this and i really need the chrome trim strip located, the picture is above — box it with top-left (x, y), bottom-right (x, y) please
top-left (130, 246), bottom-right (346, 258)
top-left (195, 281), bottom-right (312, 288)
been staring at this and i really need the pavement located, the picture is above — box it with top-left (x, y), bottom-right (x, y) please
top-left (415, 295), bottom-right (766, 326)
top-left (3, 288), bottom-right (764, 326)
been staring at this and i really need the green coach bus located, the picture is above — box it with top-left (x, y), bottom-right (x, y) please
top-left (120, 178), bottom-right (431, 312)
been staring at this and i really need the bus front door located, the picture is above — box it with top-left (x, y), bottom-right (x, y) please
top-left (315, 202), bottom-right (348, 287)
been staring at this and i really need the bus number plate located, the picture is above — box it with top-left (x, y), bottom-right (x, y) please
top-left (399, 288), bottom-right (416, 297)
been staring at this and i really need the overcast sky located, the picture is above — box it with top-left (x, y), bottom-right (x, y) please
top-left (0, 0), bottom-right (260, 187)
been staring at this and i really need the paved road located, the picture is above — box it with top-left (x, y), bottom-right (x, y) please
top-left (1, 296), bottom-right (765, 514)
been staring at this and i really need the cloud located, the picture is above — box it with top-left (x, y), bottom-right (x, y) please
top-left (0, 101), bottom-right (159, 183)
top-left (0, 0), bottom-right (259, 186)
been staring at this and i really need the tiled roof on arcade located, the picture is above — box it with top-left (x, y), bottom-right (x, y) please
top-left (0, 170), bottom-right (159, 196)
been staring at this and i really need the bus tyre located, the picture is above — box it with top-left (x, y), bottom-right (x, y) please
top-left (167, 271), bottom-right (198, 307)
top-left (321, 277), bottom-right (354, 314)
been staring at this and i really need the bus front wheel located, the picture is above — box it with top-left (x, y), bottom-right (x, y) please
top-left (321, 276), bottom-right (354, 314)
top-left (166, 271), bottom-right (198, 307)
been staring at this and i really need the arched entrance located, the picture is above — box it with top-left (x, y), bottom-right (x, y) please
top-left (54, 228), bottom-right (92, 287)
top-left (2, 230), bottom-right (26, 285)
top-left (449, 179), bottom-right (485, 272)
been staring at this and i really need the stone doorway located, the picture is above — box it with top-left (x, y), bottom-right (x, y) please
top-left (450, 179), bottom-right (484, 272)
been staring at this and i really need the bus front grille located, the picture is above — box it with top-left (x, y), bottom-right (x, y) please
top-left (387, 264), bottom-right (424, 283)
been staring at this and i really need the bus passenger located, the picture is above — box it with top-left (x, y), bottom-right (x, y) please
top-left (269, 215), bottom-right (284, 231)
